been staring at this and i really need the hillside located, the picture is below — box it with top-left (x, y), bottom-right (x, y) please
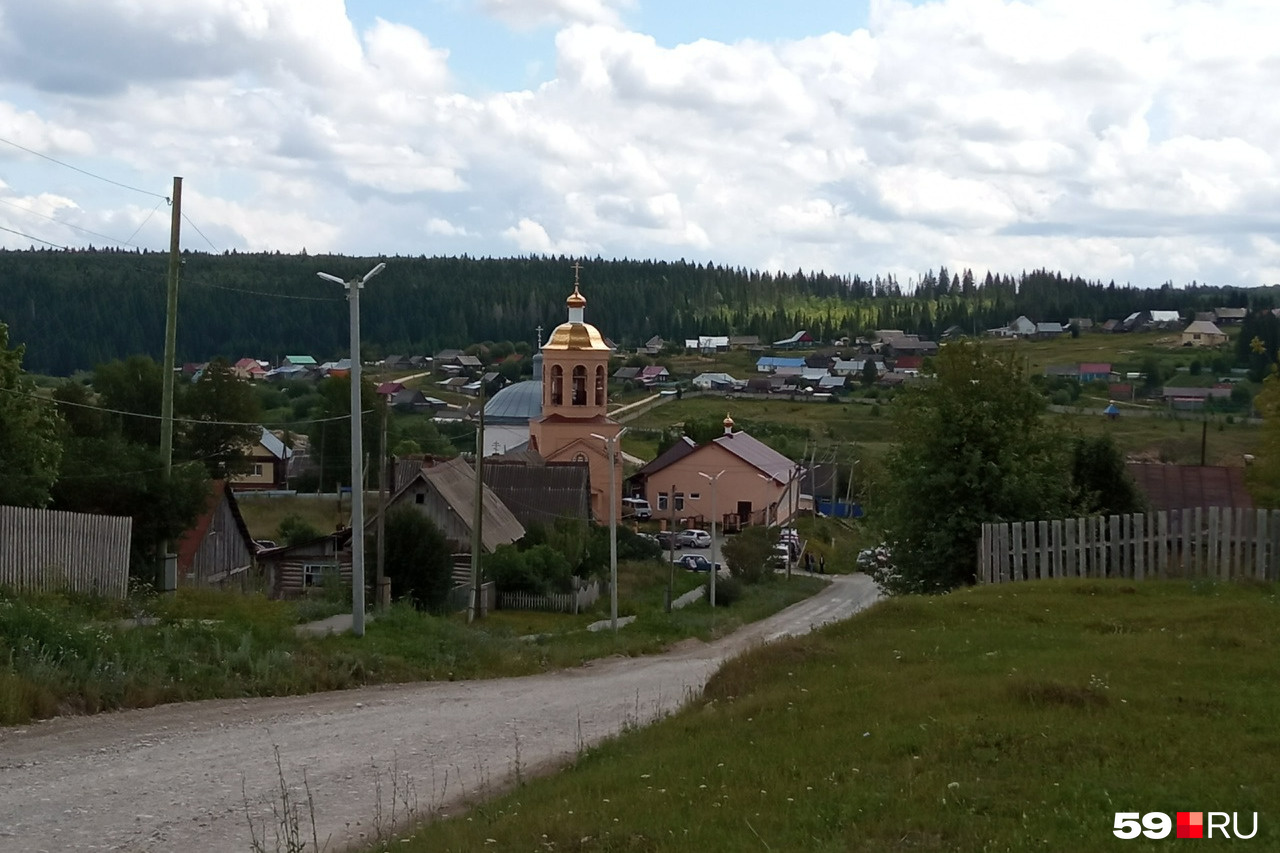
top-left (397, 579), bottom-right (1280, 852)
top-left (0, 249), bottom-right (1263, 374)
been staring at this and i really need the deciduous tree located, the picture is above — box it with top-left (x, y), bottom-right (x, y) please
top-left (0, 322), bottom-right (63, 507)
top-left (879, 341), bottom-right (1074, 592)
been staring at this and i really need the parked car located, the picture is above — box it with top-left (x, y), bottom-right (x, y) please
top-left (771, 543), bottom-right (792, 567)
top-left (677, 529), bottom-right (712, 549)
top-left (621, 496), bottom-right (653, 520)
top-left (674, 554), bottom-right (721, 573)
top-left (655, 530), bottom-right (677, 549)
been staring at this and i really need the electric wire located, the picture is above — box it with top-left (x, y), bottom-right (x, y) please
top-left (0, 135), bottom-right (169, 200)
top-left (0, 195), bottom-right (146, 249)
top-left (0, 224), bottom-right (68, 249)
top-left (124, 199), bottom-right (167, 247)
top-left (0, 385), bottom-right (374, 428)
top-left (182, 212), bottom-right (219, 253)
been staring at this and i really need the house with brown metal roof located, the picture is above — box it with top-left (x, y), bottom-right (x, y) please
top-left (630, 417), bottom-right (800, 529)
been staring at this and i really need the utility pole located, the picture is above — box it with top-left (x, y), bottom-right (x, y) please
top-left (667, 480), bottom-right (676, 612)
top-left (158, 176), bottom-right (182, 593)
top-left (593, 428), bottom-right (627, 633)
top-left (470, 381), bottom-right (487, 622)
top-left (317, 262), bottom-right (386, 638)
top-left (699, 470), bottom-right (724, 608)
top-left (375, 393), bottom-right (391, 610)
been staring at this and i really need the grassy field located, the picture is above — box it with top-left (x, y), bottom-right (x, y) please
top-left (620, 394), bottom-right (1260, 469)
top-left (236, 493), bottom-right (362, 541)
top-left (393, 578), bottom-right (1280, 852)
top-left (0, 563), bottom-right (824, 726)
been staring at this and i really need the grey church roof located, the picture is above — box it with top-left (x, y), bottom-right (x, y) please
top-left (484, 380), bottom-right (541, 424)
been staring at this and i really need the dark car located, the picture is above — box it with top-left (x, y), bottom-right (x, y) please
top-left (674, 554), bottom-right (721, 573)
top-left (655, 530), bottom-right (677, 549)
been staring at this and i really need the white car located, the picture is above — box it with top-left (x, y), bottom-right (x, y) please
top-left (677, 529), bottom-right (712, 549)
top-left (621, 497), bottom-right (652, 520)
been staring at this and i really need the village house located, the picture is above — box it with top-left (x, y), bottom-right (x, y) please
top-left (382, 456), bottom-right (525, 553)
top-left (230, 427), bottom-right (294, 491)
top-left (259, 529), bottom-right (353, 599)
top-left (755, 356), bottom-right (806, 373)
top-left (175, 481), bottom-right (258, 589)
top-left (1181, 320), bottom-right (1228, 347)
top-left (631, 416), bottom-right (800, 530)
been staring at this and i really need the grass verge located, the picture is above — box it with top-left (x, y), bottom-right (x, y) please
top-left (392, 579), bottom-right (1280, 852)
top-left (0, 568), bottom-right (824, 726)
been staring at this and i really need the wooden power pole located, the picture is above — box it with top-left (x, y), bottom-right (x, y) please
top-left (158, 176), bottom-right (182, 592)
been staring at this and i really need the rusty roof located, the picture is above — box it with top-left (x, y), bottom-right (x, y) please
top-left (1125, 463), bottom-right (1253, 512)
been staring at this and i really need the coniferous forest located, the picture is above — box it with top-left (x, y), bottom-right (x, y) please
top-left (0, 248), bottom-right (1272, 375)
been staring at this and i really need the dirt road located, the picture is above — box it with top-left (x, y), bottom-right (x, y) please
top-left (0, 574), bottom-right (880, 852)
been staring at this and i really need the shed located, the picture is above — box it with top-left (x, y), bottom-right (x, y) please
top-left (383, 457), bottom-right (524, 552)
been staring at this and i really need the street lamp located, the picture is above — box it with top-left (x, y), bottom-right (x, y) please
top-left (698, 470), bottom-right (725, 607)
top-left (591, 427), bottom-right (627, 634)
top-left (317, 261), bottom-right (386, 638)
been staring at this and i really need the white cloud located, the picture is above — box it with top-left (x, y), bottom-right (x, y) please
top-left (2, 0), bottom-right (1280, 286)
top-left (477, 0), bottom-right (630, 30)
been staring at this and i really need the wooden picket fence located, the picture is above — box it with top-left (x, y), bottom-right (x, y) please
top-left (497, 579), bottom-right (600, 613)
top-left (979, 507), bottom-right (1280, 584)
top-left (0, 505), bottom-right (132, 598)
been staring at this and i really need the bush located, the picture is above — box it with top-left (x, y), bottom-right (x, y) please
top-left (722, 526), bottom-right (774, 585)
top-left (277, 514), bottom-right (322, 546)
top-left (485, 543), bottom-right (575, 595)
top-left (709, 576), bottom-right (743, 607)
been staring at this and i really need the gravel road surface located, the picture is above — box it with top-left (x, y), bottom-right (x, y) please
top-left (0, 574), bottom-right (880, 852)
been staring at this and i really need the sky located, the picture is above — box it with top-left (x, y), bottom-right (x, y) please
top-left (1, 0), bottom-right (1278, 288)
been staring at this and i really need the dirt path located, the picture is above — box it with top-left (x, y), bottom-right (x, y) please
top-left (0, 575), bottom-right (881, 852)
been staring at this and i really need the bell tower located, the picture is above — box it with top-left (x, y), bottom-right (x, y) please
top-left (528, 264), bottom-right (622, 521)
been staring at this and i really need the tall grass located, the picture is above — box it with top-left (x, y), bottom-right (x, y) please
top-left (0, 568), bottom-right (823, 725)
top-left (395, 579), bottom-right (1280, 852)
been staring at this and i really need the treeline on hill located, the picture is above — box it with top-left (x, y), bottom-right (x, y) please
top-left (0, 248), bottom-right (1275, 375)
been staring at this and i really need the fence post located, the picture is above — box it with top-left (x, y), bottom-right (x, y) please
top-left (1133, 513), bottom-right (1145, 581)
top-left (1157, 511), bottom-right (1169, 579)
top-left (1270, 510), bottom-right (1280, 582)
top-left (1037, 520), bottom-right (1049, 580)
top-left (1012, 522), bottom-right (1024, 582)
top-left (998, 523), bottom-right (1009, 583)
top-left (1065, 518), bottom-right (1077, 578)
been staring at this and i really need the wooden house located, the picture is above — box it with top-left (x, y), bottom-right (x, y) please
top-left (176, 481), bottom-right (257, 588)
top-left (259, 529), bottom-right (353, 599)
top-left (380, 457), bottom-right (524, 553)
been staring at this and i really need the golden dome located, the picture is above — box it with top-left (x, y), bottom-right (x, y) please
top-left (566, 285), bottom-right (586, 309)
top-left (544, 321), bottom-right (611, 351)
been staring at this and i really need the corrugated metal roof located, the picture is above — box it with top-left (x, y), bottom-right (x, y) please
top-left (483, 461), bottom-right (591, 528)
top-left (635, 436), bottom-right (698, 478)
top-left (713, 431), bottom-right (796, 483)
top-left (1125, 463), bottom-right (1253, 512)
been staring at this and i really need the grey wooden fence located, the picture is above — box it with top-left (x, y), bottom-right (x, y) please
top-left (497, 579), bottom-right (600, 613)
top-left (0, 505), bottom-right (132, 598)
top-left (979, 508), bottom-right (1280, 584)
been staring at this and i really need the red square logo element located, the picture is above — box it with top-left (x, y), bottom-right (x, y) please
top-left (1177, 812), bottom-right (1204, 839)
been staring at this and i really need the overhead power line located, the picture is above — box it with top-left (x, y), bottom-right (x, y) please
top-left (0, 385), bottom-right (374, 428)
top-left (0, 223), bottom-right (68, 249)
top-left (0, 195), bottom-right (145, 249)
top-left (0, 135), bottom-right (169, 200)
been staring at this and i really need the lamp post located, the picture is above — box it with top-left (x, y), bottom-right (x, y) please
top-left (591, 428), bottom-right (627, 634)
top-left (317, 262), bottom-right (386, 638)
top-left (698, 470), bottom-right (725, 607)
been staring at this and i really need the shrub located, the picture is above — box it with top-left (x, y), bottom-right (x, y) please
top-left (485, 544), bottom-right (574, 595)
top-left (709, 576), bottom-right (743, 607)
top-left (277, 514), bottom-right (321, 546)
top-left (722, 526), bottom-right (774, 585)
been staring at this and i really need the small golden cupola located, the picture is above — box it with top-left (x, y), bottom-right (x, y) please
top-left (544, 267), bottom-right (611, 352)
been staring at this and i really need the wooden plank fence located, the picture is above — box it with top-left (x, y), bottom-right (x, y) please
top-left (979, 507), bottom-right (1280, 584)
top-left (497, 579), bottom-right (600, 614)
top-left (0, 505), bottom-right (132, 598)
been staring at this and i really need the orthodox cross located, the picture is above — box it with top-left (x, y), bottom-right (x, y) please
top-left (571, 260), bottom-right (583, 283)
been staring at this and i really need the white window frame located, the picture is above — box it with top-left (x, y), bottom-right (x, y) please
top-left (303, 562), bottom-right (338, 588)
